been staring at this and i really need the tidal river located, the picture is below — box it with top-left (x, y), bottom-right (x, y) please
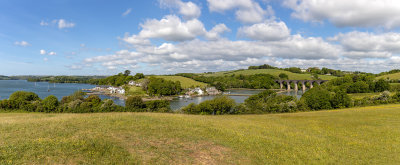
top-left (0, 80), bottom-right (304, 110)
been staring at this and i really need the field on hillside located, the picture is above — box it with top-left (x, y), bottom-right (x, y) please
top-left (153, 76), bottom-right (207, 88)
top-left (200, 69), bottom-right (336, 80)
top-left (348, 93), bottom-right (380, 99)
top-left (377, 73), bottom-right (400, 80)
top-left (2, 105), bottom-right (400, 164)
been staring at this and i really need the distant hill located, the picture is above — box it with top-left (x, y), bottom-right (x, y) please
top-left (199, 69), bottom-right (337, 80)
top-left (152, 76), bottom-right (208, 88)
top-left (376, 72), bottom-right (400, 80)
top-left (0, 75), bottom-right (12, 80)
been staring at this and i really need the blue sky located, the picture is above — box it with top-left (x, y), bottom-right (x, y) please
top-left (1, 0), bottom-right (400, 75)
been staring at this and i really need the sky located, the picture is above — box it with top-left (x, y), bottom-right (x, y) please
top-left (2, 0), bottom-right (400, 76)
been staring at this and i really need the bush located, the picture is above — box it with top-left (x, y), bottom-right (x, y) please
top-left (244, 90), bottom-right (297, 113)
top-left (85, 95), bottom-right (102, 107)
top-left (9, 91), bottom-right (40, 102)
top-left (42, 95), bottom-right (59, 112)
top-left (347, 81), bottom-right (370, 93)
top-left (181, 103), bottom-right (199, 114)
top-left (145, 100), bottom-right (171, 112)
top-left (196, 96), bottom-right (236, 115)
top-left (374, 79), bottom-right (390, 92)
top-left (330, 90), bottom-right (351, 108)
top-left (126, 96), bottom-right (145, 111)
top-left (301, 87), bottom-right (332, 110)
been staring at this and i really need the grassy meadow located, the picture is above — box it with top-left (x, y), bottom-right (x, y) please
top-left (377, 72), bottom-right (400, 80)
top-left (153, 75), bottom-right (208, 88)
top-left (2, 104), bottom-right (400, 164)
top-left (200, 69), bottom-right (337, 80)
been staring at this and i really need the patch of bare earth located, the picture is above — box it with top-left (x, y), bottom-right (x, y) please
top-left (111, 133), bottom-right (236, 164)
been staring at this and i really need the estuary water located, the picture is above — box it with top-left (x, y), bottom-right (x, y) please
top-left (0, 80), bottom-right (125, 105)
top-left (0, 80), bottom-right (304, 110)
top-left (169, 89), bottom-right (305, 110)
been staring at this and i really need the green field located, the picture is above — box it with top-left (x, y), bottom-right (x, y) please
top-left (2, 104), bottom-right (400, 164)
top-left (348, 93), bottom-right (381, 99)
top-left (200, 69), bottom-right (337, 80)
top-left (126, 86), bottom-right (147, 96)
top-left (377, 72), bottom-right (400, 80)
top-left (153, 75), bottom-right (207, 88)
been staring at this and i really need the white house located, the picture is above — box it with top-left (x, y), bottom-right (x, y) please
top-left (206, 87), bottom-right (221, 95)
top-left (117, 88), bottom-right (125, 94)
top-left (194, 87), bottom-right (204, 95)
top-left (128, 80), bottom-right (135, 86)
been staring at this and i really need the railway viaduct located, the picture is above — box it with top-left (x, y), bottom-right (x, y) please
top-left (275, 80), bottom-right (329, 91)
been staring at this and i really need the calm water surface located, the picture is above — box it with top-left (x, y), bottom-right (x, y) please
top-left (0, 80), bottom-right (304, 110)
top-left (0, 80), bottom-right (95, 100)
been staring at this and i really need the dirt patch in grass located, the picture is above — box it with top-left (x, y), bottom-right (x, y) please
top-left (110, 132), bottom-right (235, 164)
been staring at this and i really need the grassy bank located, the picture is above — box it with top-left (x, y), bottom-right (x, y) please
top-left (153, 75), bottom-right (207, 88)
top-left (2, 104), bottom-right (400, 164)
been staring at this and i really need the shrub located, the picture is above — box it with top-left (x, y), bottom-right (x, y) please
top-left (9, 91), bottom-right (40, 102)
top-left (330, 90), bottom-right (351, 108)
top-left (181, 103), bottom-right (199, 114)
top-left (85, 95), bottom-right (102, 107)
top-left (301, 87), bottom-right (332, 110)
top-left (126, 96), bottom-right (145, 111)
top-left (374, 79), bottom-right (390, 92)
top-left (145, 100), bottom-right (171, 112)
top-left (347, 81), bottom-right (370, 93)
top-left (196, 96), bottom-right (236, 115)
top-left (244, 90), bottom-right (296, 113)
top-left (42, 95), bottom-right (59, 112)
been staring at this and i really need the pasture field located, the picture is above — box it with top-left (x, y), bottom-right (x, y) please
top-left (200, 69), bottom-right (337, 80)
top-left (348, 93), bottom-right (381, 99)
top-left (153, 75), bottom-right (207, 88)
top-left (126, 86), bottom-right (147, 96)
top-left (1, 104), bottom-right (400, 164)
top-left (377, 73), bottom-right (400, 80)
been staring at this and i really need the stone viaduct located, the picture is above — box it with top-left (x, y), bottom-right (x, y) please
top-left (275, 80), bottom-right (328, 91)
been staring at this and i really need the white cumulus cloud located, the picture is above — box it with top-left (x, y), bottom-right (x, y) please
top-left (283, 0), bottom-right (400, 29)
top-left (160, 0), bottom-right (201, 20)
top-left (330, 31), bottom-right (400, 58)
top-left (238, 20), bottom-right (290, 41)
top-left (207, 0), bottom-right (274, 24)
top-left (139, 15), bottom-right (207, 41)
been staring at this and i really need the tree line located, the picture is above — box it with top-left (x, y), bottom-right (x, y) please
top-left (0, 91), bottom-right (170, 113)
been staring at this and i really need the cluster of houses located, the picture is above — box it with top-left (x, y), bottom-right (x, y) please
top-left (185, 87), bottom-right (221, 96)
top-left (128, 80), bottom-right (142, 87)
top-left (92, 85), bottom-right (125, 94)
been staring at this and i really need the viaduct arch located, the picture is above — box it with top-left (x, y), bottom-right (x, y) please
top-left (275, 80), bottom-right (328, 91)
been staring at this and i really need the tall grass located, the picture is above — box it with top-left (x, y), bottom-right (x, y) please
top-left (1, 104), bottom-right (400, 164)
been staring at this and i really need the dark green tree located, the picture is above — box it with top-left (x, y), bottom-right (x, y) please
top-left (126, 96), bottom-right (145, 111)
top-left (42, 95), bottom-right (59, 112)
top-left (301, 87), bottom-right (332, 110)
top-left (279, 73), bottom-right (289, 79)
top-left (124, 70), bottom-right (131, 76)
top-left (374, 79), bottom-right (390, 92)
